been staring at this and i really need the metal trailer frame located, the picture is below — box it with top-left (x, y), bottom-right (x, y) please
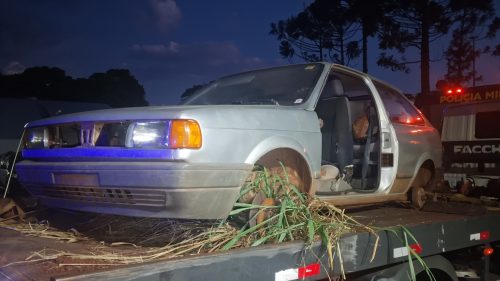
top-left (46, 208), bottom-right (500, 281)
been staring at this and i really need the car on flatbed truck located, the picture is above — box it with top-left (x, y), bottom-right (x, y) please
top-left (15, 63), bottom-right (441, 219)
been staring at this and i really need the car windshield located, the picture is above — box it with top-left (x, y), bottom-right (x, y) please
top-left (182, 63), bottom-right (324, 106)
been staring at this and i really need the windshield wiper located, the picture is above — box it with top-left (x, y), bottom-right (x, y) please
top-left (260, 98), bottom-right (280, 105)
top-left (232, 99), bottom-right (280, 105)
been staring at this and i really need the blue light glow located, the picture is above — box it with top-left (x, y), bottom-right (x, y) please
top-left (22, 147), bottom-right (174, 160)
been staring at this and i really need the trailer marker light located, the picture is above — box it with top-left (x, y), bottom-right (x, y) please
top-left (275, 263), bottom-right (320, 281)
top-left (470, 231), bottom-right (490, 241)
top-left (393, 244), bottom-right (422, 258)
top-left (298, 263), bottom-right (320, 279)
top-left (483, 247), bottom-right (494, 256)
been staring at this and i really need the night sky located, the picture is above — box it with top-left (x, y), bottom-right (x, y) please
top-left (1, 0), bottom-right (499, 105)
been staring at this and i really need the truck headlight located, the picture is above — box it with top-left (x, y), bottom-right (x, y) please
top-left (25, 127), bottom-right (48, 149)
top-left (129, 120), bottom-right (202, 149)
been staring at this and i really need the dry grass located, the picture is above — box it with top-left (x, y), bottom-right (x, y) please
top-left (0, 218), bottom-right (240, 266)
top-left (0, 219), bottom-right (88, 243)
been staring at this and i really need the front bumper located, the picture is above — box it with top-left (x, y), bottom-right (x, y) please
top-left (16, 160), bottom-right (253, 219)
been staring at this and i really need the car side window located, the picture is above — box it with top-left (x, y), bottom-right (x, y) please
top-left (374, 82), bottom-right (425, 126)
top-left (324, 71), bottom-right (373, 99)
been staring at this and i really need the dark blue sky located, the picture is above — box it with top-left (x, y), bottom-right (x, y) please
top-left (1, 0), bottom-right (498, 105)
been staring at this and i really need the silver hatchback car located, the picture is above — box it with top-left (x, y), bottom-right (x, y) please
top-left (16, 63), bottom-right (442, 219)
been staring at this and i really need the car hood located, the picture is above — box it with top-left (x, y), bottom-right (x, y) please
top-left (26, 105), bottom-right (319, 132)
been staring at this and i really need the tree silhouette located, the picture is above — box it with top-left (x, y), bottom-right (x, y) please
top-left (0, 67), bottom-right (148, 107)
top-left (346, 0), bottom-right (391, 73)
top-left (180, 83), bottom-right (206, 103)
top-left (444, 0), bottom-right (498, 86)
top-left (270, 0), bottom-right (360, 66)
top-left (487, 17), bottom-right (500, 55)
top-left (270, 0), bottom-right (390, 73)
top-left (377, 0), bottom-right (452, 96)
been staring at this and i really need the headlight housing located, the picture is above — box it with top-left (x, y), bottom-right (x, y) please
top-left (25, 127), bottom-right (48, 149)
top-left (23, 119), bottom-right (202, 150)
top-left (128, 120), bottom-right (202, 149)
top-left (24, 124), bottom-right (81, 149)
top-left (129, 121), bottom-right (168, 148)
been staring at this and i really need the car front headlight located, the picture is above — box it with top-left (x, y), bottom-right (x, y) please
top-left (130, 121), bottom-right (168, 148)
top-left (24, 127), bottom-right (48, 149)
top-left (128, 120), bottom-right (202, 149)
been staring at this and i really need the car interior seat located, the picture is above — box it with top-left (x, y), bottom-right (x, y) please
top-left (352, 102), bottom-right (380, 190)
top-left (316, 78), bottom-right (354, 174)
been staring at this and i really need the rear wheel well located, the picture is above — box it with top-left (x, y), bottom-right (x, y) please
top-left (409, 160), bottom-right (437, 208)
top-left (416, 268), bottom-right (454, 281)
top-left (255, 148), bottom-right (312, 194)
top-left (412, 160), bottom-right (435, 191)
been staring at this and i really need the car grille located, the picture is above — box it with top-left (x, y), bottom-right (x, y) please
top-left (28, 185), bottom-right (166, 208)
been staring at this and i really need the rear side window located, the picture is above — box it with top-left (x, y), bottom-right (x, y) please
top-left (374, 82), bottom-right (425, 126)
top-left (476, 111), bottom-right (500, 138)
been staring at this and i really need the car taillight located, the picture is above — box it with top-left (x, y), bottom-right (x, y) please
top-left (392, 116), bottom-right (425, 126)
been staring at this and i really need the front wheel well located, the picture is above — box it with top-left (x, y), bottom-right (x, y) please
top-left (254, 148), bottom-right (312, 195)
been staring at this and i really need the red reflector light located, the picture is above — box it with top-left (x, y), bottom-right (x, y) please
top-left (298, 263), bottom-right (320, 278)
top-left (483, 247), bottom-right (494, 256)
top-left (480, 231), bottom-right (490, 240)
top-left (410, 243), bottom-right (423, 254)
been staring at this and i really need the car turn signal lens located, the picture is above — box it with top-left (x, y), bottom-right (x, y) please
top-left (168, 120), bottom-right (202, 149)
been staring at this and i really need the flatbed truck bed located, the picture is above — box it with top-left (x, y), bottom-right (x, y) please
top-left (1, 204), bottom-right (499, 281)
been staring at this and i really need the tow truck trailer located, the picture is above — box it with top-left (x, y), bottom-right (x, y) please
top-left (1, 205), bottom-right (499, 281)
